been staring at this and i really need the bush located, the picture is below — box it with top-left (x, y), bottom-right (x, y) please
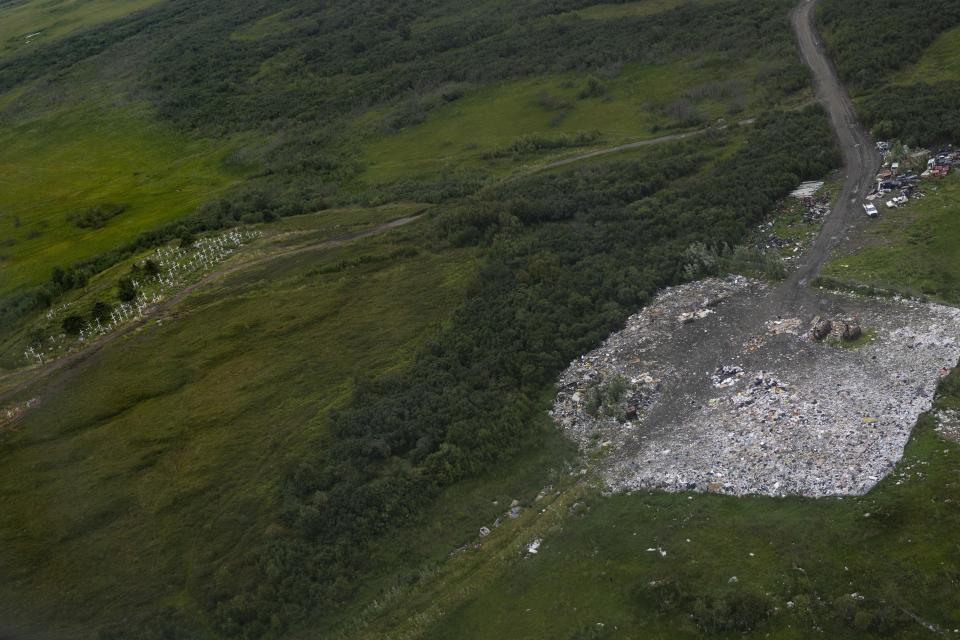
top-left (692, 591), bottom-right (773, 634)
top-left (578, 77), bottom-right (608, 99)
top-left (62, 314), bottom-right (85, 336)
top-left (117, 277), bottom-right (137, 303)
top-left (91, 301), bottom-right (113, 323)
top-left (67, 203), bottom-right (128, 229)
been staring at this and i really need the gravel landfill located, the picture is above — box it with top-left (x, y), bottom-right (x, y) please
top-left (551, 277), bottom-right (960, 497)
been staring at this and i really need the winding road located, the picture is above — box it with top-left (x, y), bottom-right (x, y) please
top-left (781, 0), bottom-right (879, 305)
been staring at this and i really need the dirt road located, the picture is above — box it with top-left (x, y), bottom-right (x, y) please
top-left (781, 0), bottom-right (880, 305)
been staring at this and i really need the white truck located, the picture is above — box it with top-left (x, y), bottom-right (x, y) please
top-left (863, 203), bottom-right (878, 218)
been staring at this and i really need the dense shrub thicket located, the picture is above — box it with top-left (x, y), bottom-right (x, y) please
top-left (0, 0), bottom-right (800, 133)
top-left (860, 82), bottom-right (960, 147)
top-left (818, 0), bottom-right (960, 90)
top-left (164, 107), bottom-right (836, 639)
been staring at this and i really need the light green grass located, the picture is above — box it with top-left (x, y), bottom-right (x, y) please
top-left (361, 60), bottom-right (762, 183)
top-left (821, 173), bottom-right (960, 303)
top-left (0, 218), bottom-right (477, 635)
top-left (0, 101), bottom-right (238, 297)
top-left (0, 0), bottom-right (163, 61)
top-left (837, 327), bottom-right (876, 349)
top-left (229, 7), bottom-right (302, 42)
top-left (571, 0), bottom-right (717, 20)
top-left (892, 24), bottom-right (960, 85)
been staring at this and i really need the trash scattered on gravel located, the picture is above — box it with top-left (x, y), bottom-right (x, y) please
top-left (551, 277), bottom-right (960, 497)
top-left (790, 181), bottom-right (824, 199)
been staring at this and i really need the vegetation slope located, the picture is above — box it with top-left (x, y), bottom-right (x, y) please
top-left (1, 1), bottom-right (959, 639)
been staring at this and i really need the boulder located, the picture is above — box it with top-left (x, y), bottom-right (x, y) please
top-left (843, 323), bottom-right (862, 341)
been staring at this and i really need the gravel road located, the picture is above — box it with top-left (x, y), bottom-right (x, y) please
top-left (781, 0), bottom-right (880, 307)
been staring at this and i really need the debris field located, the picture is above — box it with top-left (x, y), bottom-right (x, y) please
top-left (552, 277), bottom-right (960, 497)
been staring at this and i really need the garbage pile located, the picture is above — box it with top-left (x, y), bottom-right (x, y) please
top-left (552, 278), bottom-right (960, 497)
top-left (754, 182), bottom-right (830, 259)
top-left (552, 276), bottom-right (757, 446)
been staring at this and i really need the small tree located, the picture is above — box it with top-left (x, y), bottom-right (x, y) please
top-left (28, 328), bottom-right (45, 349)
top-left (117, 276), bottom-right (137, 303)
top-left (143, 259), bottom-right (160, 277)
top-left (62, 314), bottom-right (85, 336)
top-left (91, 301), bottom-right (113, 322)
top-left (178, 226), bottom-right (195, 248)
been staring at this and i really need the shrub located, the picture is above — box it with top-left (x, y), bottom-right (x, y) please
top-left (117, 277), bottom-right (137, 303)
top-left (67, 203), bottom-right (128, 229)
top-left (692, 591), bottom-right (773, 634)
top-left (91, 301), bottom-right (113, 323)
top-left (62, 314), bottom-right (85, 336)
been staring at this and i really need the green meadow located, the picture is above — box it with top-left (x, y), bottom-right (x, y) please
top-left (361, 59), bottom-right (771, 183)
top-left (0, 100), bottom-right (238, 296)
top-left (570, 0), bottom-right (719, 21)
top-left (229, 7), bottom-right (305, 42)
top-left (891, 24), bottom-right (960, 85)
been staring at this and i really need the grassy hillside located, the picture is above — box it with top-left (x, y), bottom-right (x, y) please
top-left (13, 0), bottom-right (960, 639)
top-left (0, 105), bottom-right (837, 638)
top-left (0, 209), bottom-right (477, 636)
top-left (0, 0), bottom-right (808, 327)
top-left (891, 24), bottom-right (960, 86)
top-left (361, 58), bottom-right (784, 183)
top-left (571, 0), bottom-right (719, 20)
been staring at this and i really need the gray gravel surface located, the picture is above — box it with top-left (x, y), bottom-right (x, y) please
top-left (553, 278), bottom-right (960, 496)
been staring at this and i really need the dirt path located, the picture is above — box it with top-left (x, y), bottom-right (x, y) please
top-left (0, 215), bottom-right (423, 405)
top-left (779, 0), bottom-right (880, 307)
top-left (537, 130), bottom-right (706, 171)
top-left (521, 118), bottom-right (757, 175)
